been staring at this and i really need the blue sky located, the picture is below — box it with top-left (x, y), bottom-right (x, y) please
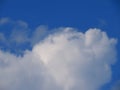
top-left (0, 0), bottom-right (120, 90)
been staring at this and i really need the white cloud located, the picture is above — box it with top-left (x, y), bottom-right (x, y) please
top-left (0, 28), bottom-right (117, 90)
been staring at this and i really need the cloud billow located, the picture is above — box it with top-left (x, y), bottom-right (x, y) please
top-left (0, 25), bottom-right (117, 90)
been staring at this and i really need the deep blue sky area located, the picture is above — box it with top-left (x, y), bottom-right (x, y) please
top-left (0, 0), bottom-right (120, 30)
top-left (0, 0), bottom-right (120, 90)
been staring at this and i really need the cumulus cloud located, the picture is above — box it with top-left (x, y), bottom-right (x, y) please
top-left (0, 27), bottom-right (117, 90)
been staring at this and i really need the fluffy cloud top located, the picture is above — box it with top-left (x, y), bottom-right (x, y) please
top-left (0, 27), bottom-right (117, 90)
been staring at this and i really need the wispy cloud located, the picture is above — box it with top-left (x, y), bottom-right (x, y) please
top-left (0, 18), bottom-right (10, 25)
top-left (0, 18), bottom-right (49, 54)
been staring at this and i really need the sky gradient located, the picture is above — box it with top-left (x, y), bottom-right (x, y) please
top-left (0, 0), bottom-right (120, 90)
